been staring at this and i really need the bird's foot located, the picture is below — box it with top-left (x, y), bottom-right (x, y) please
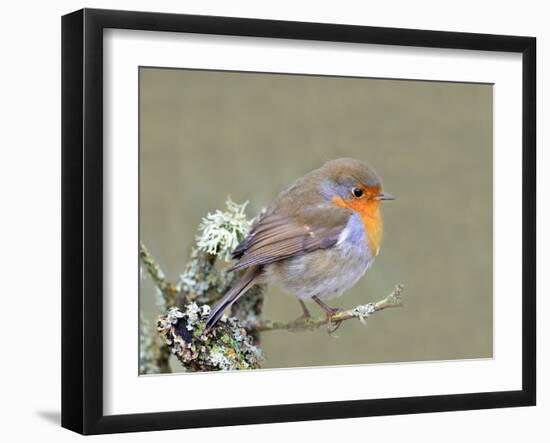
top-left (325, 308), bottom-right (344, 334)
top-left (288, 312), bottom-right (312, 332)
top-left (312, 296), bottom-right (343, 334)
top-left (288, 299), bottom-right (314, 332)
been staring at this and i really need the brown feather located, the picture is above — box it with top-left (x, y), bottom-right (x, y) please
top-left (229, 174), bottom-right (352, 272)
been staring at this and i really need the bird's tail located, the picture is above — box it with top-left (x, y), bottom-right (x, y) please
top-left (204, 266), bottom-right (260, 333)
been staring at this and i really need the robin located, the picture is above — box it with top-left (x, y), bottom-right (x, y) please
top-left (204, 158), bottom-right (394, 333)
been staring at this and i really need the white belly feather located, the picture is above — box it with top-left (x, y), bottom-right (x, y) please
top-left (265, 213), bottom-right (375, 300)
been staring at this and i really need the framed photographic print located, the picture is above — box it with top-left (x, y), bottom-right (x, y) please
top-left (61, 8), bottom-right (536, 435)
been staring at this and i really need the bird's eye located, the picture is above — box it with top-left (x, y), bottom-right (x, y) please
top-left (352, 187), bottom-right (364, 198)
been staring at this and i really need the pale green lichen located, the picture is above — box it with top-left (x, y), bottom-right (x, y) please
top-left (150, 197), bottom-right (268, 371)
top-left (140, 242), bottom-right (179, 307)
top-left (154, 287), bottom-right (167, 311)
top-left (139, 314), bottom-right (172, 374)
top-left (184, 302), bottom-right (201, 329)
top-left (195, 197), bottom-right (253, 262)
top-left (157, 304), bottom-right (263, 371)
top-left (179, 197), bottom-right (258, 303)
top-left (351, 303), bottom-right (376, 325)
top-left (140, 315), bottom-right (159, 374)
top-left (178, 248), bottom-right (234, 302)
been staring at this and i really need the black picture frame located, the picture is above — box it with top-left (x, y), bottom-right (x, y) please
top-left (61, 8), bottom-right (536, 435)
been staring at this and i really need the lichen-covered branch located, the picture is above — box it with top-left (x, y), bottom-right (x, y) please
top-left (177, 197), bottom-right (257, 307)
top-left (178, 248), bottom-right (232, 307)
top-left (157, 305), bottom-right (263, 371)
top-left (140, 198), bottom-right (266, 373)
top-left (248, 284), bottom-right (405, 332)
top-left (139, 242), bottom-right (180, 307)
top-left (155, 285), bottom-right (403, 372)
top-left (139, 314), bottom-right (171, 374)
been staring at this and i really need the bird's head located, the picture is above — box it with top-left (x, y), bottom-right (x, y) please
top-left (319, 158), bottom-right (394, 254)
top-left (319, 158), bottom-right (394, 213)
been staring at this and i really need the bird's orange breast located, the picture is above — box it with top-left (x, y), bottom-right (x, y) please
top-left (332, 197), bottom-right (383, 255)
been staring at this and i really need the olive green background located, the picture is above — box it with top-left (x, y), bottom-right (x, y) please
top-left (139, 67), bottom-right (493, 372)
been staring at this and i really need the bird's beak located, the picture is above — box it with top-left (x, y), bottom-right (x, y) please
top-left (375, 192), bottom-right (395, 201)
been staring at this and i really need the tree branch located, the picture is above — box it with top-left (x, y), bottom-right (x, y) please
top-left (247, 284), bottom-right (404, 332)
top-left (139, 242), bottom-right (180, 306)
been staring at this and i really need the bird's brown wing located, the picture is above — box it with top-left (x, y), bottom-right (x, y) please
top-left (229, 204), bottom-right (350, 272)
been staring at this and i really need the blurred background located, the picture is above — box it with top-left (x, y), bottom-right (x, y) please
top-left (139, 67), bottom-right (492, 372)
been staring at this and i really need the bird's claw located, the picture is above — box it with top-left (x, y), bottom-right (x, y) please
top-left (288, 313), bottom-right (312, 332)
top-left (325, 311), bottom-right (343, 334)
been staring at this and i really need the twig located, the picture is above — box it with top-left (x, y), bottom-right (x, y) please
top-left (139, 242), bottom-right (180, 307)
top-left (248, 284), bottom-right (404, 332)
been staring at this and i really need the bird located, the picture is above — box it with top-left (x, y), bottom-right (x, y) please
top-left (204, 158), bottom-right (394, 333)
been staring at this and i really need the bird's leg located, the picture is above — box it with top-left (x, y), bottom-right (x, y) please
top-left (312, 296), bottom-right (343, 334)
top-left (288, 299), bottom-right (312, 331)
top-left (298, 299), bottom-right (311, 319)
